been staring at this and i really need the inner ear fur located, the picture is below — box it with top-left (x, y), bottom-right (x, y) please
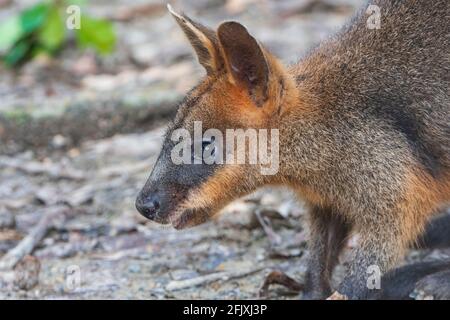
top-left (217, 21), bottom-right (272, 107)
top-left (168, 5), bottom-right (223, 74)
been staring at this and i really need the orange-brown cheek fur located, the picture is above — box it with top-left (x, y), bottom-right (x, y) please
top-left (180, 166), bottom-right (253, 216)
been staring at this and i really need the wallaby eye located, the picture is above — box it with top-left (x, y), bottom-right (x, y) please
top-left (192, 137), bottom-right (216, 163)
top-left (202, 139), bottom-right (216, 157)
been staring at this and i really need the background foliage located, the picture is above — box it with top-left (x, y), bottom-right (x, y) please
top-left (0, 0), bottom-right (116, 67)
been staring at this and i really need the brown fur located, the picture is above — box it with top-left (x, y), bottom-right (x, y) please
top-left (137, 1), bottom-right (450, 299)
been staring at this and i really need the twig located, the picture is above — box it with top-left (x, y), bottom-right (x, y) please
top-left (259, 270), bottom-right (303, 297)
top-left (166, 267), bottom-right (262, 291)
top-left (0, 206), bottom-right (71, 270)
top-left (255, 209), bottom-right (282, 246)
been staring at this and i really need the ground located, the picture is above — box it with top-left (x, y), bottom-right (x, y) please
top-left (0, 0), bottom-right (448, 299)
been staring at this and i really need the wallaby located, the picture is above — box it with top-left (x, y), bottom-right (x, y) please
top-left (136, 1), bottom-right (450, 299)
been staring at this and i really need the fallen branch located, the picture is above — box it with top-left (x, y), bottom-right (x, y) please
top-left (166, 267), bottom-right (263, 291)
top-left (259, 270), bottom-right (303, 297)
top-left (0, 206), bottom-right (72, 270)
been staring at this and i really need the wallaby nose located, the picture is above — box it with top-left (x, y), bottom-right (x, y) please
top-left (135, 193), bottom-right (160, 220)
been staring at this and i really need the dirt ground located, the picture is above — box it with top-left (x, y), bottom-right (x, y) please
top-left (0, 0), bottom-right (448, 299)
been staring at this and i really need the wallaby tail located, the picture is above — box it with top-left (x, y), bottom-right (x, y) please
top-left (370, 259), bottom-right (450, 300)
top-left (416, 211), bottom-right (450, 249)
top-left (370, 211), bottom-right (450, 300)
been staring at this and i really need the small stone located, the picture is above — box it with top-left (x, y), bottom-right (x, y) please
top-left (13, 256), bottom-right (41, 291)
top-left (128, 264), bottom-right (141, 273)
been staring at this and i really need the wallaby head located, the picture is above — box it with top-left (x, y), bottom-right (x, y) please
top-left (136, 6), bottom-right (297, 229)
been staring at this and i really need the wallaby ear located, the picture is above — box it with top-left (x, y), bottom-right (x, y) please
top-left (168, 4), bottom-right (223, 75)
top-left (217, 21), bottom-right (269, 107)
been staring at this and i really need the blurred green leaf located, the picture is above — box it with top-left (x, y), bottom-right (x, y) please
top-left (76, 15), bottom-right (116, 54)
top-left (20, 2), bottom-right (49, 34)
top-left (38, 6), bottom-right (65, 51)
top-left (4, 40), bottom-right (31, 66)
top-left (2, 0), bottom-right (117, 67)
top-left (0, 15), bottom-right (23, 53)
